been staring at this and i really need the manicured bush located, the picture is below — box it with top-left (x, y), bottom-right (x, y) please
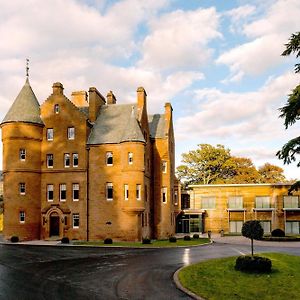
top-left (271, 228), bottom-right (285, 237)
top-left (61, 237), bottom-right (69, 244)
top-left (10, 236), bottom-right (19, 243)
top-left (169, 236), bottom-right (177, 243)
top-left (142, 238), bottom-right (151, 244)
top-left (184, 235), bottom-right (191, 241)
top-left (235, 255), bottom-right (272, 273)
top-left (193, 234), bottom-right (200, 239)
top-left (104, 238), bottom-right (113, 244)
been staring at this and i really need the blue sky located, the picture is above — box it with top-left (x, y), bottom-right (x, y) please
top-left (0, 0), bottom-right (300, 178)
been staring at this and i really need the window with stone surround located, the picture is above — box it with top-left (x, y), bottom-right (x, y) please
top-left (106, 152), bottom-right (113, 166)
top-left (67, 127), bottom-right (75, 140)
top-left (73, 184), bottom-right (79, 201)
top-left (47, 184), bottom-right (54, 201)
top-left (162, 187), bottom-right (167, 203)
top-left (19, 149), bottom-right (26, 161)
top-left (19, 211), bottom-right (25, 223)
top-left (60, 184), bottom-right (66, 201)
top-left (124, 184), bottom-right (129, 200)
top-left (47, 128), bottom-right (53, 141)
top-left (128, 152), bottom-right (133, 164)
top-left (106, 183), bottom-right (113, 200)
top-left (162, 161), bottom-right (167, 173)
top-left (47, 154), bottom-right (53, 168)
top-left (136, 184), bottom-right (141, 200)
top-left (73, 153), bottom-right (78, 167)
top-left (19, 183), bottom-right (26, 195)
top-left (54, 104), bottom-right (59, 114)
top-left (64, 153), bottom-right (70, 168)
top-left (73, 213), bottom-right (79, 228)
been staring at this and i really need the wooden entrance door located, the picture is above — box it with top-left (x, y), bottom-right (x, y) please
top-left (50, 216), bottom-right (60, 236)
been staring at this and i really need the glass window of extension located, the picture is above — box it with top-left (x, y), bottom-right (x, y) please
top-left (47, 184), bottom-right (54, 201)
top-left (19, 211), bottom-right (25, 223)
top-left (162, 187), bottom-right (167, 203)
top-left (162, 161), bottom-right (167, 173)
top-left (19, 149), bottom-right (26, 161)
top-left (260, 221), bottom-right (271, 234)
top-left (67, 127), bottom-right (75, 140)
top-left (228, 196), bottom-right (243, 209)
top-left (73, 153), bottom-right (78, 167)
top-left (46, 128), bottom-right (53, 141)
top-left (201, 197), bottom-right (216, 209)
top-left (255, 196), bottom-right (271, 208)
top-left (54, 104), bottom-right (59, 114)
top-left (106, 152), bottom-right (113, 166)
top-left (73, 213), bottom-right (79, 228)
top-left (136, 184), bottom-right (141, 200)
top-left (73, 184), bottom-right (79, 201)
top-left (64, 153), bottom-right (70, 168)
top-left (286, 221), bottom-right (300, 234)
top-left (106, 183), bottom-right (113, 200)
top-left (284, 196), bottom-right (299, 208)
top-left (229, 221), bottom-right (243, 233)
top-left (47, 154), bottom-right (53, 168)
top-left (19, 183), bottom-right (25, 195)
top-left (124, 184), bottom-right (129, 200)
top-left (60, 184), bottom-right (66, 201)
top-left (128, 152), bottom-right (133, 164)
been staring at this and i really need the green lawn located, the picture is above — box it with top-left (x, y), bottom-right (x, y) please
top-left (73, 238), bottom-right (210, 247)
top-left (178, 253), bottom-right (300, 300)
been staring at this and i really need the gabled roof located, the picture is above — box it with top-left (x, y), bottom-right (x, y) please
top-left (148, 114), bottom-right (165, 138)
top-left (2, 78), bottom-right (43, 125)
top-left (88, 104), bottom-right (145, 144)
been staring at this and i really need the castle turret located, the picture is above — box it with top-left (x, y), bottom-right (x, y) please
top-left (1, 77), bottom-right (44, 241)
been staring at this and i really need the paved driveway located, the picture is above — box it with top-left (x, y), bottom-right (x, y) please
top-left (0, 240), bottom-right (299, 300)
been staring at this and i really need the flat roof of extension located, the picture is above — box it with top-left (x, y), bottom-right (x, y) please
top-left (188, 183), bottom-right (292, 188)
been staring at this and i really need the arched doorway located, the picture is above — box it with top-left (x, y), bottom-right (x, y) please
top-left (49, 212), bottom-right (60, 237)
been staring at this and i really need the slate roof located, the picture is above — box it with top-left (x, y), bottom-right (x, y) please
top-left (88, 104), bottom-right (145, 144)
top-left (2, 78), bottom-right (43, 125)
top-left (148, 114), bottom-right (166, 138)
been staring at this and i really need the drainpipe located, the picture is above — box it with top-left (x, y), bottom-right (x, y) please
top-left (86, 146), bottom-right (90, 241)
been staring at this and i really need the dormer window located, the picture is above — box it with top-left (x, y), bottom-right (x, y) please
top-left (106, 152), bottom-right (113, 166)
top-left (47, 128), bottom-right (53, 141)
top-left (68, 127), bottom-right (75, 140)
top-left (54, 104), bottom-right (59, 114)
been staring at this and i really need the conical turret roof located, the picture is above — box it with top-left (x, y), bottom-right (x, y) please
top-left (120, 105), bottom-right (145, 143)
top-left (1, 78), bottom-right (43, 125)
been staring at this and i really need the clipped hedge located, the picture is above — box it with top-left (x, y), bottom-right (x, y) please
top-left (61, 237), bottom-right (70, 244)
top-left (184, 235), bottom-right (191, 241)
top-left (235, 255), bottom-right (272, 273)
top-left (10, 236), bottom-right (19, 243)
top-left (169, 236), bottom-right (177, 243)
top-left (104, 238), bottom-right (113, 244)
top-left (271, 228), bottom-right (285, 237)
top-left (193, 234), bottom-right (200, 239)
top-left (142, 238), bottom-right (151, 244)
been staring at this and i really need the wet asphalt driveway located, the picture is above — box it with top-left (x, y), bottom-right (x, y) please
top-left (0, 242), bottom-right (299, 300)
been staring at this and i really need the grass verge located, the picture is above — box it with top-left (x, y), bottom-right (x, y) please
top-left (178, 253), bottom-right (300, 300)
top-left (73, 238), bottom-right (210, 247)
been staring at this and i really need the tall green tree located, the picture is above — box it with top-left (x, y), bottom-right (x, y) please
top-left (176, 144), bottom-right (234, 185)
top-left (277, 32), bottom-right (300, 192)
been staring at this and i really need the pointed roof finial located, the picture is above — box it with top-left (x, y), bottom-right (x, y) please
top-left (26, 58), bottom-right (29, 78)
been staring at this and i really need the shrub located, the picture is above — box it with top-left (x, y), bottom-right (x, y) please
top-left (61, 237), bottom-right (69, 244)
top-left (235, 255), bottom-right (272, 273)
top-left (104, 238), bottom-right (113, 244)
top-left (193, 234), bottom-right (200, 239)
top-left (271, 228), bottom-right (285, 237)
top-left (184, 235), bottom-right (191, 241)
top-left (10, 236), bottom-right (19, 243)
top-left (142, 238), bottom-right (151, 244)
top-left (169, 236), bottom-right (177, 243)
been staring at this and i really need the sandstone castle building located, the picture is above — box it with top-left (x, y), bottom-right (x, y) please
top-left (1, 76), bottom-right (180, 241)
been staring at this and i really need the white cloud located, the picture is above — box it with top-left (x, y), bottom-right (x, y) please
top-left (217, 0), bottom-right (300, 81)
top-left (138, 7), bottom-right (221, 71)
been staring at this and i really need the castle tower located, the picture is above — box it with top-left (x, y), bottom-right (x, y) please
top-left (1, 77), bottom-right (44, 240)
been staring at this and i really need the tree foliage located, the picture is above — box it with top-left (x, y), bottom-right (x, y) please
top-left (277, 32), bottom-right (300, 193)
top-left (177, 144), bottom-right (286, 185)
top-left (241, 220), bottom-right (264, 256)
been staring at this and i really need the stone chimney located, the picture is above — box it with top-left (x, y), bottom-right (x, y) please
top-left (52, 82), bottom-right (64, 95)
top-left (137, 87), bottom-right (147, 121)
top-left (106, 91), bottom-right (117, 104)
top-left (71, 91), bottom-right (88, 107)
top-left (88, 87), bottom-right (106, 123)
top-left (164, 102), bottom-right (173, 136)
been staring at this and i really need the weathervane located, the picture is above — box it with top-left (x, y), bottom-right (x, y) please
top-left (26, 58), bottom-right (29, 78)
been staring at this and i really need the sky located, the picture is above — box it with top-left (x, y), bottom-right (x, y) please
top-left (0, 0), bottom-right (300, 179)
